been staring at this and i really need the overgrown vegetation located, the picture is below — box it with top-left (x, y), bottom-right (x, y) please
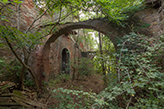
top-left (1, 0), bottom-right (164, 108)
top-left (98, 33), bottom-right (164, 108)
top-left (51, 88), bottom-right (94, 109)
top-left (50, 33), bottom-right (164, 108)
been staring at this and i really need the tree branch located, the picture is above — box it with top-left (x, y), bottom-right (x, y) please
top-left (29, 33), bottom-right (51, 51)
top-left (0, 3), bottom-right (13, 12)
top-left (49, 4), bottom-right (62, 33)
top-left (39, 8), bottom-right (78, 28)
top-left (25, 9), bottom-right (48, 33)
top-left (3, 33), bottom-right (39, 91)
top-left (126, 96), bottom-right (132, 109)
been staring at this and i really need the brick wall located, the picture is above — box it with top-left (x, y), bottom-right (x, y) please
top-left (49, 35), bottom-right (82, 78)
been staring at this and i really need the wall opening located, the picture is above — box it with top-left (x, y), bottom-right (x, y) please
top-left (62, 48), bottom-right (70, 74)
top-left (40, 18), bottom-right (125, 81)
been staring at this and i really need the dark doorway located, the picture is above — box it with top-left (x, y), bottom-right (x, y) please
top-left (62, 48), bottom-right (70, 74)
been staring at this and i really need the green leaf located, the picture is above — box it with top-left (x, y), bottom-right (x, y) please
top-left (127, 88), bottom-right (135, 94)
top-left (0, 0), bottom-right (8, 3)
top-left (13, 0), bottom-right (23, 4)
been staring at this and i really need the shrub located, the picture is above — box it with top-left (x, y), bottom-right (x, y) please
top-left (98, 32), bottom-right (164, 108)
top-left (72, 57), bottom-right (95, 80)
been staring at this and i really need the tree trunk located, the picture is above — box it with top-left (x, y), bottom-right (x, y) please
top-left (17, 3), bottom-right (25, 90)
top-left (98, 33), bottom-right (107, 87)
top-left (19, 65), bottom-right (25, 90)
top-left (19, 50), bottom-right (29, 90)
top-left (72, 44), bottom-right (76, 81)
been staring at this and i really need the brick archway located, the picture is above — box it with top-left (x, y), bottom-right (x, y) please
top-left (36, 18), bottom-right (129, 84)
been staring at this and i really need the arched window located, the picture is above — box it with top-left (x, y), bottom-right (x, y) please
top-left (62, 48), bottom-right (70, 74)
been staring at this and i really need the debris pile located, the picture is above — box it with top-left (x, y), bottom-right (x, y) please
top-left (0, 81), bottom-right (44, 109)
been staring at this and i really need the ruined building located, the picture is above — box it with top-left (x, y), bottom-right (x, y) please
top-left (0, 0), bottom-right (164, 83)
top-left (0, 0), bottom-right (89, 81)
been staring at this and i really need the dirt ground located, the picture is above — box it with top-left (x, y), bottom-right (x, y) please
top-left (53, 74), bottom-right (105, 94)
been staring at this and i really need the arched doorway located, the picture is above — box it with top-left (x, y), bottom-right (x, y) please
top-left (61, 48), bottom-right (70, 74)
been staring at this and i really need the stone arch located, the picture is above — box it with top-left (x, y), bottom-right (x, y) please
top-left (61, 48), bottom-right (71, 74)
top-left (37, 18), bottom-right (129, 83)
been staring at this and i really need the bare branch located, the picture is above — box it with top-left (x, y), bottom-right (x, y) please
top-left (25, 9), bottom-right (48, 33)
top-left (49, 4), bottom-right (62, 33)
top-left (17, 3), bottom-right (21, 30)
top-left (58, 5), bottom-right (62, 22)
top-left (39, 8), bottom-right (78, 28)
top-left (23, 9), bottom-right (48, 56)
top-left (126, 96), bottom-right (132, 109)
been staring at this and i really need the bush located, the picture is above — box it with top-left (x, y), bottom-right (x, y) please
top-left (72, 57), bottom-right (95, 79)
top-left (98, 32), bottom-right (164, 108)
